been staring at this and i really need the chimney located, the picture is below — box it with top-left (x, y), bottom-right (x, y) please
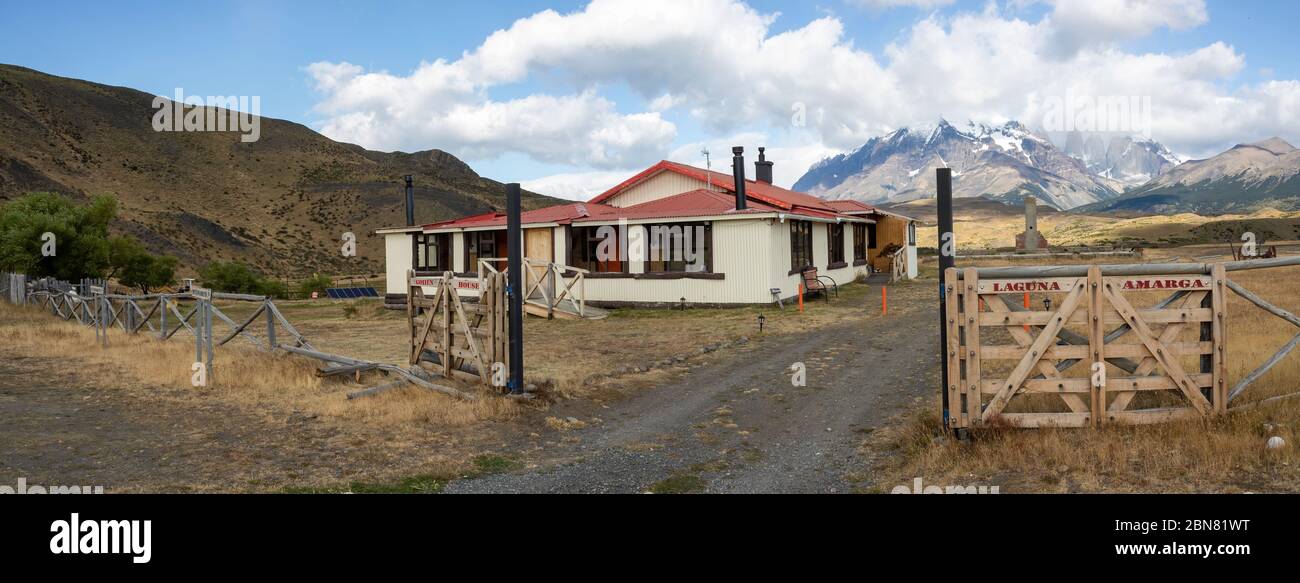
top-left (755, 146), bottom-right (774, 184)
top-left (404, 175), bottom-right (415, 227)
top-left (731, 146), bottom-right (748, 210)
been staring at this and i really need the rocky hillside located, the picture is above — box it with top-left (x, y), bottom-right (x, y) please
top-left (0, 64), bottom-right (559, 276)
top-left (1079, 138), bottom-right (1300, 215)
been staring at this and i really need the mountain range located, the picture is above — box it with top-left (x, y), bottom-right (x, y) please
top-left (794, 120), bottom-right (1130, 210)
top-left (1080, 137), bottom-right (1300, 214)
top-left (0, 64), bottom-right (558, 276)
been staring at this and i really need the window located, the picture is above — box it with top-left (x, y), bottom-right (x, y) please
top-left (908, 221), bottom-right (917, 245)
top-left (828, 223), bottom-right (845, 265)
top-left (867, 223), bottom-right (878, 249)
top-left (790, 220), bottom-right (813, 271)
top-left (415, 233), bottom-right (451, 271)
top-left (568, 225), bottom-right (627, 273)
top-left (853, 224), bottom-right (867, 262)
top-left (645, 223), bottom-right (712, 273)
top-left (465, 230), bottom-right (507, 272)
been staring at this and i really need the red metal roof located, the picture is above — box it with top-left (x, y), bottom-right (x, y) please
top-left (423, 202), bottom-right (625, 230)
top-left (825, 199), bottom-right (877, 213)
top-left (588, 160), bottom-right (837, 213)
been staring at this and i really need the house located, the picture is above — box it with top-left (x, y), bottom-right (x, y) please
top-left (377, 147), bottom-right (918, 308)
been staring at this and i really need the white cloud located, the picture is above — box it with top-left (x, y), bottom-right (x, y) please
top-left (521, 169), bottom-right (634, 201)
top-left (853, 0), bottom-right (956, 9)
top-left (308, 0), bottom-right (1300, 182)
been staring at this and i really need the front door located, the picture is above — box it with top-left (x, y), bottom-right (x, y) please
top-left (524, 228), bottom-right (554, 299)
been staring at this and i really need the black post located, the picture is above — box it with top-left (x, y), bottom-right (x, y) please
top-left (936, 168), bottom-right (955, 431)
top-left (404, 175), bottom-right (415, 227)
top-left (731, 146), bottom-right (748, 210)
top-left (505, 183), bottom-right (524, 394)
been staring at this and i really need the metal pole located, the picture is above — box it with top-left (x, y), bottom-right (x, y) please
top-left (205, 299), bottom-right (214, 385)
top-left (936, 167), bottom-right (955, 432)
top-left (506, 183), bottom-right (524, 394)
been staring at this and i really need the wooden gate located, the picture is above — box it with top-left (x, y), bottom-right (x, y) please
top-left (407, 270), bottom-right (507, 388)
top-left (946, 264), bottom-right (1227, 428)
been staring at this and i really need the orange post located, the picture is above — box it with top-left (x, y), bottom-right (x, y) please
top-left (1023, 292), bottom-right (1030, 332)
top-left (798, 283), bottom-right (804, 313)
top-left (881, 286), bottom-right (887, 315)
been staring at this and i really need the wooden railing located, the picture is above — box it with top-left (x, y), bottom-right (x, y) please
top-left (477, 257), bottom-right (588, 318)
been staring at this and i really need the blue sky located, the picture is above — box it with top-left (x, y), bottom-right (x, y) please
top-left (2, 0), bottom-right (1298, 197)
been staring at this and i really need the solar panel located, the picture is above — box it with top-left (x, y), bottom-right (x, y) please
top-left (361, 287), bottom-right (379, 297)
top-left (345, 288), bottom-right (360, 298)
top-left (325, 289), bottom-right (340, 299)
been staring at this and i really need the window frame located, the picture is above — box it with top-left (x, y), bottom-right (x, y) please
top-left (853, 223), bottom-right (867, 262)
top-left (828, 223), bottom-right (846, 266)
top-left (567, 225), bottom-right (628, 274)
top-left (644, 222), bottom-right (713, 273)
top-left (789, 220), bottom-right (813, 273)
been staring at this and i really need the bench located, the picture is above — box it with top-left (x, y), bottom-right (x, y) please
top-left (800, 267), bottom-right (838, 302)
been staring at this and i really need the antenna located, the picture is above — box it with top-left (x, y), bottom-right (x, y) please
top-left (701, 147), bottom-right (712, 191)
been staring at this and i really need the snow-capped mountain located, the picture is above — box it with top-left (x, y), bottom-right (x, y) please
top-left (1081, 138), bottom-right (1300, 214)
top-left (1062, 132), bottom-right (1183, 186)
top-left (793, 120), bottom-right (1123, 210)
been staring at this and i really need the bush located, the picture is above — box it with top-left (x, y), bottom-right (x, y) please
top-left (298, 274), bottom-right (333, 298)
top-left (199, 261), bottom-right (287, 298)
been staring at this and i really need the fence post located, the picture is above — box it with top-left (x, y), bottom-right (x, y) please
top-left (1087, 265), bottom-right (1105, 427)
top-left (205, 298), bottom-right (214, 385)
top-left (265, 299), bottom-right (277, 348)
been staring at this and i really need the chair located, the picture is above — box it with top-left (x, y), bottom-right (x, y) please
top-left (800, 267), bottom-right (838, 302)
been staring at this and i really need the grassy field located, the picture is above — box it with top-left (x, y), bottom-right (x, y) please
top-left (868, 247), bottom-right (1300, 493)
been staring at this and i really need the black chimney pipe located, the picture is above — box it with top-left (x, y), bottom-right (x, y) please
top-left (755, 146), bottom-right (774, 184)
top-left (731, 146), bottom-right (747, 210)
top-left (404, 175), bottom-right (415, 227)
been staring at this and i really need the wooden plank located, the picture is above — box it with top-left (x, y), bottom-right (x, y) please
top-left (995, 412), bottom-right (1091, 428)
top-left (1102, 281), bottom-right (1212, 414)
top-left (1088, 265), bottom-right (1105, 426)
top-left (975, 277), bottom-right (1080, 295)
top-left (1107, 407), bottom-right (1202, 425)
top-left (980, 373), bottom-right (1212, 394)
top-left (977, 342), bottom-right (1211, 360)
top-left (982, 284), bottom-right (1086, 422)
top-left (1211, 264), bottom-right (1227, 413)
top-left (963, 268), bottom-right (982, 425)
top-left (979, 307), bottom-right (1212, 327)
top-left (944, 269), bottom-right (964, 428)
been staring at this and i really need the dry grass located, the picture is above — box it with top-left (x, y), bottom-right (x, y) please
top-left (257, 278), bottom-right (922, 398)
top-left (0, 303), bottom-right (521, 429)
top-left (870, 249), bottom-right (1300, 493)
top-left (916, 208), bottom-right (1300, 250)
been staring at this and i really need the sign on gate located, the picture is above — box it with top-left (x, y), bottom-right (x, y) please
top-left (191, 286), bottom-right (213, 301)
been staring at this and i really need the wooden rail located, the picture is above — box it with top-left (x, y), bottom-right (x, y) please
top-left (407, 269), bottom-right (508, 389)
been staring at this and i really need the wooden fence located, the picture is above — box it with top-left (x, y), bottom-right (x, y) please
top-left (2, 276), bottom-right (474, 401)
top-left (945, 256), bottom-right (1300, 429)
top-left (407, 270), bottom-right (508, 388)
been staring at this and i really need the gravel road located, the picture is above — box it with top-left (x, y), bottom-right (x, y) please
top-left (445, 302), bottom-right (939, 494)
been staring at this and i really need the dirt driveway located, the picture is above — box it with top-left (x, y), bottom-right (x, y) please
top-left (446, 294), bottom-right (940, 494)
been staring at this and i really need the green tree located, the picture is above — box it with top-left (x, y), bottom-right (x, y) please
top-left (199, 261), bottom-right (287, 299)
top-left (115, 243), bottom-right (177, 294)
top-left (0, 193), bottom-right (116, 280)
